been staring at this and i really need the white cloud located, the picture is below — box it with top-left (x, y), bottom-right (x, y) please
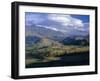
top-left (48, 14), bottom-right (84, 28)
top-left (75, 23), bottom-right (89, 31)
top-left (49, 14), bottom-right (70, 23)
top-left (36, 24), bottom-right (59, 31)
top-left (73, 18), bottom-right (84, 27)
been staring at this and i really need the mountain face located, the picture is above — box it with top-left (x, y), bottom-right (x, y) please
top-left (26, 36), bottom-right (41, 46)
top-left (25, 24), bottom-right (89, 46)
top-left (61, 35), bottom-right (89, 46)
top-left (25, 24), bottom-right (67, 42)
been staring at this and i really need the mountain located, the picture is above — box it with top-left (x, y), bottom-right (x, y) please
top-left (26, 36), bottom-right (41, 46)
top-left (61, 35), bottom-right (89, 46)
top-left (25, 24), bottom-right (89, 46)
top-left (25, 24), bottom-right (67, 42)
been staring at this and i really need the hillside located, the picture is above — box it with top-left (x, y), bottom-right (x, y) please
top-left (26, 36), bottom-right (89, 65)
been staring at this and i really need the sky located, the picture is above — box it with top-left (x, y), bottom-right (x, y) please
top-left (25, 12), bottom-right (89, 35)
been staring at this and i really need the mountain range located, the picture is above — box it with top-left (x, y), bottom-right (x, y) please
top-left (25, 24), bottom-right (89, 46)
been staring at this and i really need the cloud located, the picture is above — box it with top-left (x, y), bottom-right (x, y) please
top-left (26, 12), bottom-right (89, 34)
top-left (48, 14), bottom-right (84, 28)
top-left (75, 23), bottom-right (89, 31)
top-left (48, 14), bottom-right (70, 24)
top-left (25, 13), bottom-right (45, 26)
top-left (36, 24), bottom-right (59, 31)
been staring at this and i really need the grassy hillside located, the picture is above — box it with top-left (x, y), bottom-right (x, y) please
top-left (25, 37), bottom-right (89, 65)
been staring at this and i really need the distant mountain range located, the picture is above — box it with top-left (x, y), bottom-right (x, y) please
top-left (25, 24), bottom-right (89, 46)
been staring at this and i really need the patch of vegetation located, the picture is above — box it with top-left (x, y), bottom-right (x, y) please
top-left (26, 42), bottom-right (89, 65)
